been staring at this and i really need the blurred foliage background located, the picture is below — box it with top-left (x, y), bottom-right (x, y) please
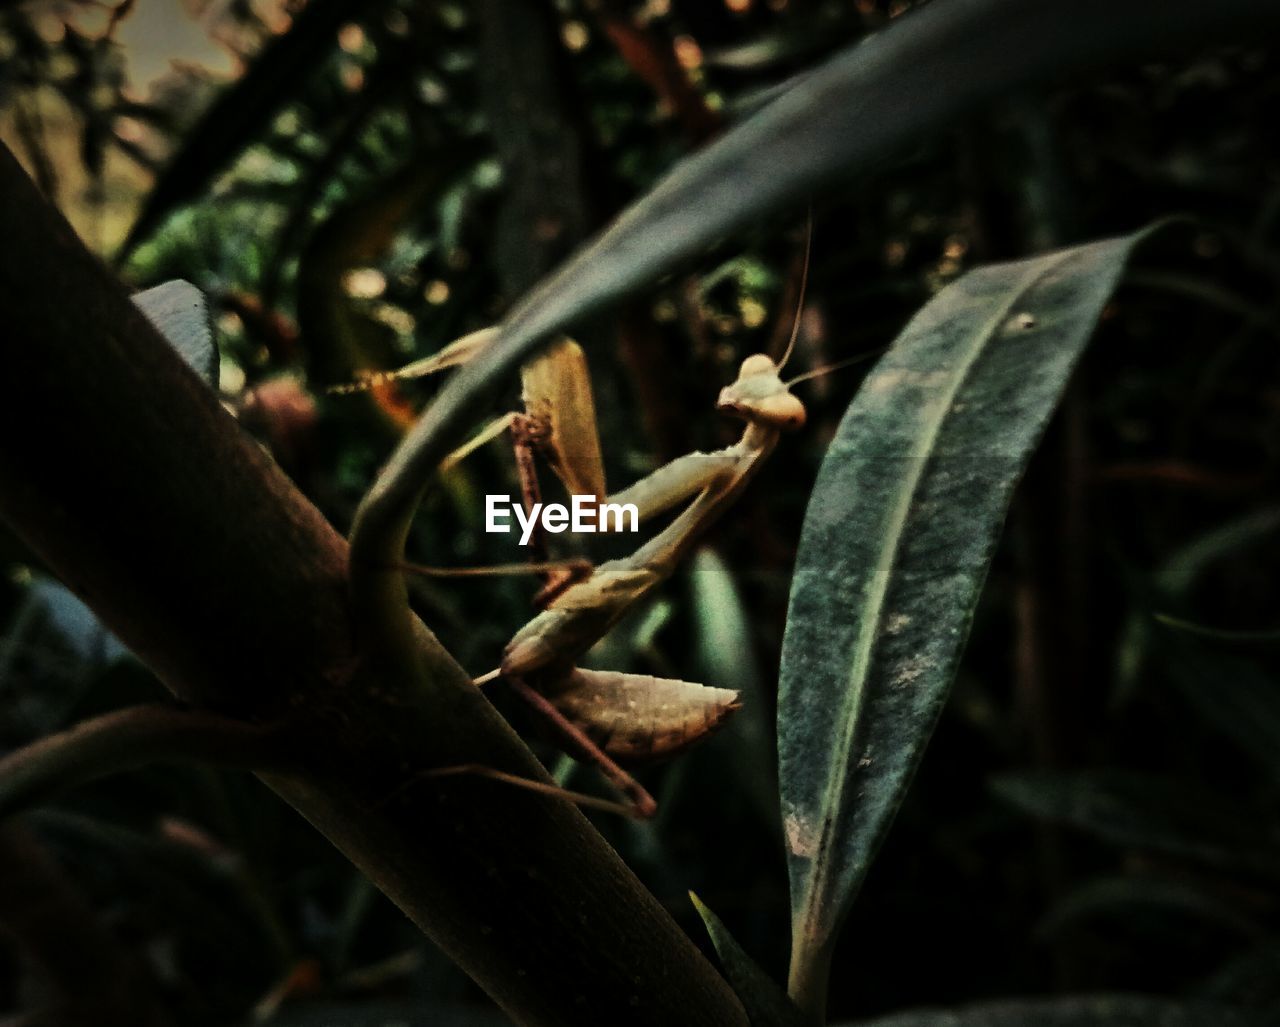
top-left (1, 0), bottom-right (1279, 1024)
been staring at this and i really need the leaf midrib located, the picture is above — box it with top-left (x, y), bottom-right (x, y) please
top-left (793, 252), bottom-right (1073, 942)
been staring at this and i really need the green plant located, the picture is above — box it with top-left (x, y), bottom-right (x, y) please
top-left (2, 1), bottom-right (1279, 1024)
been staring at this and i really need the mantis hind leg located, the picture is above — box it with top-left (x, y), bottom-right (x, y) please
top-left (415, 672), bottom-right (658, 818)
top-left (505, 674), bottom-right (658, 818)
top-left (421, 764), bottom-right (643, 818)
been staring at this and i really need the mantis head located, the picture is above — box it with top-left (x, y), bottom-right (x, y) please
top-left (716, 354), bottom-right (806, 432)
top-left (715, 210), bottom-right (814, 433)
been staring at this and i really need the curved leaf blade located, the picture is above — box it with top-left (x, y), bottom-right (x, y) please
top-left (370, 0), bottom-right (1280, 557)
top-left (992, 770), bottom-right (1280, 876)
top-left (688, 548), bottom-right (777, 824)
top-left (777, 230), bottom-right (1154, 1014)
top-left (1159, 641), bottom-right (1280, 785)
top-left (691, 892), bottom-right (807, 1027)
top-left (847, 994), bottom-right (1278, 1027)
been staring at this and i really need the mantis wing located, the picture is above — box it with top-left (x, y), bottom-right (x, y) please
top-left (543, 668), bottom-right (740, 764)
top-left (520, 338), bottom-right (607, 502)
top-left (334, 331), bottom-right (609, 507)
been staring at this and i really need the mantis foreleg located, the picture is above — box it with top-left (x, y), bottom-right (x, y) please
top-left (602, 450), bottom-right (741, 527)
top-left (439, 412), bottom-right (519, 471)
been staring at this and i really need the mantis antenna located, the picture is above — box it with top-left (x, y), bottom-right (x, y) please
top-left (777, 206), bottom-right (813, 372)
top-left (784, 348), bottom-right (886, 388)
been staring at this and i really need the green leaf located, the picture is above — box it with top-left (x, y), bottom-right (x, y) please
top-left (243, 999), bottom-right (511, 1026)
top-left (1155, 507), bottom-right (1280, 598)
top-left (688, 548), bottom-right (777, 824)
top-left (776, 230), bottom-right (1155, 1015)
top-left (844, 994), bottom-right (1279, 1026)
top-left (368, 0), bottom-right (1280, 525)
top-left (991, 771), bottom-right (1280, 876)
top-left (1154, 614), bottom-right (1280, 643)
top-left (690, 892), bottom-right (807, 1027)
top-left (1113, 506), bottom-right (1280, 704)
top-left (1158, 642), bottom-right (1280, 787)
top-left (1036, 876), bottom-right (1261, 942)
top-left (1198, 942), bottom-right (1280, 1005)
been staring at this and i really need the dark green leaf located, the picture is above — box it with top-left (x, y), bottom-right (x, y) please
top-left (384, 0), bottom-right (1280, 499)
top-left (691, 892), bottom-right (806, 1027)
top-left (1156, 508), bottom-right (1280, 598)
top-left (776, 230), bottom-right (1155, 1014)
top-left (846, 994), bottom-right (1278, 1026)
top-left (1154, 615), bottom-right (1280, 643)
top-left (26, 575), bottom-right (128, 667)
top-left (0, 576), bottom-right (122, 737)
top-left (246, 1000), bottom-right (510, 1026)
top-left (1158, 641), bottom-right (1280, 786)
top-left (1198, 943), bottom-right (1280, 1006)
top-left (688, 548), bottom-right (777, 824)
top-left (991, 771), bottom-right (1280, 876)
top-left (1037, 876), bottom-right (1262, 941)
top-left (1114, 506), bottom-right (1280, 703)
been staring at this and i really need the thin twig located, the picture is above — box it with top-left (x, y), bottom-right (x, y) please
top-left (0, 704), bottom-right (299, 820)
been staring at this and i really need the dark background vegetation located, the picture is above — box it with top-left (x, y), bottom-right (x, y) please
top-left (1, 0), bottom-right (1278, 1023)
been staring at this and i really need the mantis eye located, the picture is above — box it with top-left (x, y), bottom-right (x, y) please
top-left (757, 391), bottom-right (806, 430)
top-left (717, 382), bottom-right (807, 430)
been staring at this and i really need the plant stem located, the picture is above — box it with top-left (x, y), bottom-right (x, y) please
top-left (0, 144), bottom-right (746, 1027)
top-left (0, 704), bottom-right (294, 819)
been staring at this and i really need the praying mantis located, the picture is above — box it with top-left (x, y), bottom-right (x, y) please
top-left (338, 232), bottom-right (841, 816)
